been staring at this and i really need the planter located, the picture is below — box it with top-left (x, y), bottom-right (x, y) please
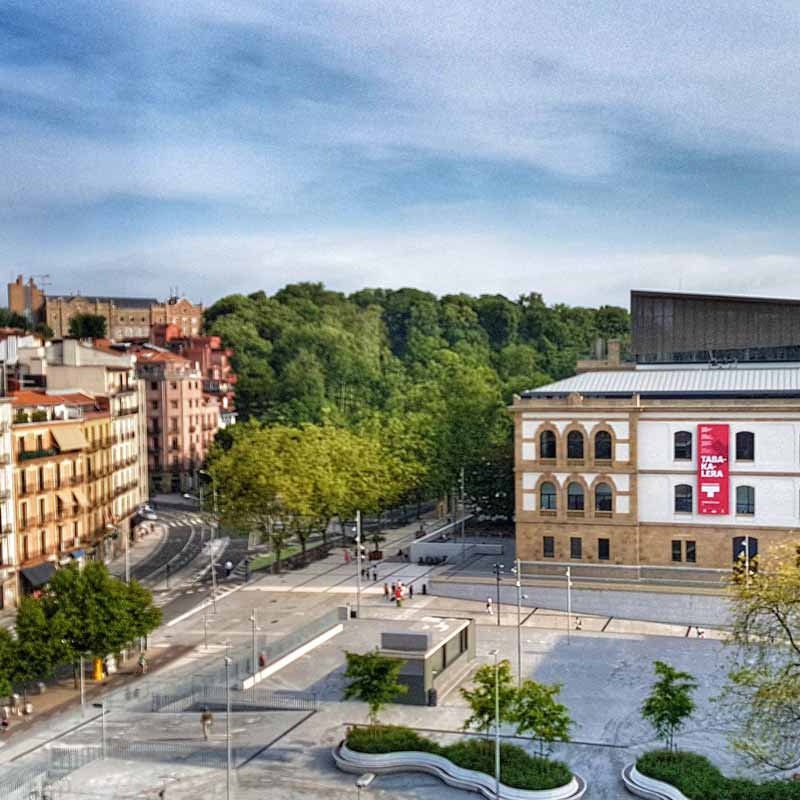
top-left (368, 550), bottom-right (383, 561)
top-left (621, 763), bottom-right (688, 800)
top-left (334, 741), bottom-right (586, 800)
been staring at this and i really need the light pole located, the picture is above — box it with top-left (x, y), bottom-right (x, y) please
top-left (492, 563), bottom-right (504, 627)
top-left (355, 510), bottom-right (362, 618)
top-left (566, 567), bottom-right (573, 644)
top-left (108, 523), bottom-right (128, 582)
top-left (224, 651), bottom-right (232, 800)
top-left (511, 559), bottom-right (528, 687)
top-left (460, 466), bottom-right (466, 564)
top-left (79, 654), bottom-right (85, 714)
top-left (203, 600), bottom-right (209, 650)
top-left (489, 648), bottom-right (501, 798)
top-left (740, 536), bottom-right (751, 586)
top-left (356, 773), bottom-right (375, 799)
top-left (210, 528), bottom-right (218, 613)
top-left (250, 608), bottom-right (258, 675)
top-left (92, 702), bottom-right (106, 759)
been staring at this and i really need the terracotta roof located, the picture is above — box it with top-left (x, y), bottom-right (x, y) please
top-left (11, 391), bottom-right (64, 407)
top-left (135, 349), bottom-right (188, 364)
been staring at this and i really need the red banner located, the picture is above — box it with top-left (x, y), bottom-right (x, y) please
top-left (697, 424), bottom-right (729, 514)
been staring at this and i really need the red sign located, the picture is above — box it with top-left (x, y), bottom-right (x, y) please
top-left (697, 424), bottom-right (729, 514)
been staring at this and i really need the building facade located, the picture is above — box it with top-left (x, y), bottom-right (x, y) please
top-left (0, 400), bottom-right (16, 609)
top-left (513, 367), bottom-right (800, 570)
top-left (135, 349), bottom-right (220, 493)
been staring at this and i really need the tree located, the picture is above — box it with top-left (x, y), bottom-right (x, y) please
top-left (13, 596), bottom-right (69, 700)
top-left (461, 659), bottom-right (517, 738)
top-left (641, 661), bottom-right (697, 753)
top-left (0, 307), bottom-right (28, 330)
top-left (511, 679), bottom-right (572, 757)
top-left (33, 322), bottom-right (54, 340)
top-left (717, 544), bottom-right (800, 769)
top-left (68, 313), bottom-right (107, 339)
top-left (343, 650), bottom-right (407, 725)
top-left (0, 627), bottom-right (16, 697)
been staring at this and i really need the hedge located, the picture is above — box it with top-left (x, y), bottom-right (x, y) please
top-left (346, 725), bottom-right (572, 791)
top-left (637, 751), bottom-right (800, 800)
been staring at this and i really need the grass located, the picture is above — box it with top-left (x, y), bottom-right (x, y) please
top-left (346, 725), bottom-right (572, 791)
top-left (249, 545), bottom-right (303, 571)
top-left (637, 751), bottom-right (800, 800)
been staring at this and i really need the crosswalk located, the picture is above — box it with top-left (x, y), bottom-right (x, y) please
top-left (155, 510), bottom-right (211, 529)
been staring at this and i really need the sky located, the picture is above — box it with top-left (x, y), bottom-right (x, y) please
top-left (2, 1), bottom-right (800, 308)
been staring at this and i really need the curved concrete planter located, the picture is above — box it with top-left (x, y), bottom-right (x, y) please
top-left (622, 763), bottom-right (689, 800)
top-left (334, 740), bottom-right (586, 800)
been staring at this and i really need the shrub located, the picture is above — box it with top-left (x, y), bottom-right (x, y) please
top-left (346, 725), bottom-right (572, 791)
top-left (637, 751), bottom-right (800, 800)
top-left (31, 410), bottom-right (48, 422)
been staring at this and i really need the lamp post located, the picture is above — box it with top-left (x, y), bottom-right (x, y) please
top-left (203, 600), bottom-right (208, 650)
top-left (92, 702), bottom-right (106, 760)
top-left (355, 510), bottom-right (362, 618)
top-left (740, 535), bottom-right (751, 586)
top-left (108, 523), bottom-right (127, 582)
top-left (210, 529), bottom-right (218, 613)
top-left (566, 567), bottom-right (573, 644)
top-left (79, 654), bottom-right (85, 714)
top-left (460, 466), bottom-right (466, 564)
top-left (489, 648), bottom-right (501, 798)
top-left (224, 652), bottom-right (232, 800)
top-left (250, 608), bottom-right (258, 675)
top-left (511, 559), bottom-right (528, 687)
top-left (492, 563), bottom-right (504, 627)
top-left (356, 773), bottom-right (375, 800)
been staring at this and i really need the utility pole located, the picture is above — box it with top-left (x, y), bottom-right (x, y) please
top-left (355, 510), bottom-right (362, 618)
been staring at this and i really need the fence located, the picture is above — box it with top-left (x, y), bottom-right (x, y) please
top-left (151, 685), bottom-right (318, 713)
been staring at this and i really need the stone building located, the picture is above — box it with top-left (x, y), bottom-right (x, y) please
top-left (0, 400), bottom-right (16, 609)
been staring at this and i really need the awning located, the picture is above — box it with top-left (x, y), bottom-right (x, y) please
top-left (51, 426), bottom-right (87, 453)
top-left (70, 549), bottom-right (85, 559)
top-left (56, 490), bottom-right (73, 506)
top-left (72, 488), bottom-right (90, 509)
top-left (21, 562), bottom-right (56, 588)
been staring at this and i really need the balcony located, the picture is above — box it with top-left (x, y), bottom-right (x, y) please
top-left (56, 508), bottom-right (78, 522)
top-left (68, 475), bottom-right (84, 486)
top-left (0, 453), bottom-right (10, 466)
top-left (18, 448), bottom-right (58, 463)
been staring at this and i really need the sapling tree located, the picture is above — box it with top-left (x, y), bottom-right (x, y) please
top-left (343, 651), bottom-right (407, 726)
top-left (511, 679), bottom-right (572, 757)
top-left (461, 659), bottom-right (516, 743)
top-left (641, 660), bottom-right (697, 753)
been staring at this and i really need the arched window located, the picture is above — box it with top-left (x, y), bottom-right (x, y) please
top-left (567, 482), bottom-right (585, 511)
top-left (674, 431), bottom-right (692, 460)
top-left (674, 484), bottom-right (693, 513)
top-left (540, 430), bottom-right (557, 460)
top-left (736, 431), bottom-right (755, 461)
top-left (594, 430), bottom-right (612, 461)
top-left (567, 431), bottom-right (584, 460)
top-left (539, 481), bottom-right (557, 511)
top-left (736, 485), bottom-right (755, 515)
top-left (595, 482), bottom-right (613, 512)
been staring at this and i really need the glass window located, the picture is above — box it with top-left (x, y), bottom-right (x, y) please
top-left (598, 538), bottom-right (610, 561)
top-left (736, 431), bottom-right (754, 461)
top-left (543, 536), bottom-right (554, 558)
top-left (674, 484), bottom-right (692, 513)
top-left (594, 430), bottom-right (612, 460)
top-left (570, 537), bottom-right (582, 559)
top-left (595, 483), bottom-right (612, 512)
top-left (674, 431), bottom-right (692, 460)
top-left (540, 430), bottom-right (556, 459)
top-left (671, 540), bottom-right (682, 562)
top-left (567, 482), bottom-right (585, 511)
top-left (736, 485), bottom-right (755, 515)
top-left (567, 431), bottom-right (584, 459)
top-left (686, 540), bottom-right (696, 563)
top-left (540, 482), bottom-right (557, 511)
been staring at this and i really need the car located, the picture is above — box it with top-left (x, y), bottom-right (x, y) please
top-left (143, 510), bottom-right (158, 521)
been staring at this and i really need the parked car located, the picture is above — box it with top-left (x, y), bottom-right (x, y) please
top-left (143, 510), bottom-right (158, 521)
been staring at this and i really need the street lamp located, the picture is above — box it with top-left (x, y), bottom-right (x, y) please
top-left (740, 536), bottom-right (752, 586)
top-left (224, 651), bottom-right (232, 800)
top-left (566, 567), bottom-right (573, 645)
top-left (492, 563), bottom-right (504, 627)
top-left (489, 648), bottom-right (501, 798)
top-left (355, 510), bottom-right (363, 618)
top-left (355, 773), bottom-right (375, 800)
top-left (92, 702), bottom-right (106, 760)
top-left (250, 608), bottom-right (258, 675)
top-left (510, 560), bottom-right (528, 687)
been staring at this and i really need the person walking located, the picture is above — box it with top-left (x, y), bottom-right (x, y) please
top-left (383, 582), bottom-right (389, 600)
top-left (372, 568), bottom-right (378, 582)
top-left (390, 583), bottom-right (396, 598)
top-left (575, 616), bottom-right (582, 631)
top-left (409, 584), bottom-right (414, 599)
top-left (486, 597), bottom-right (493, 616)
top-left (201, 707), bottom-right (214, 740)
top-left (137, 652), bottom-right (148, 675)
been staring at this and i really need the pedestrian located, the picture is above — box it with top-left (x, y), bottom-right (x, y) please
top-left (372, 569), bottom-right (378, 582)
top-left (409, 584), bottom-right (414, 599)
top-left (137, 652), bottom-right (148, 675)
top-left (383, 582), bottom-right (389, 600)
top-left (575, 616), bottom-right (582, 631)
top-left (391, 583), bottom-right (396, 597)
top-left (224, 560), bottom-right (233, 578)
top-left (344, 549), bottom-right (351, 563)
top-left (201, 707), bottom-right (214, 740)
top-left (486, 597), bottom-right (493, 615)
top-left (697, 628), bottom-right (705, 639)
top-left (258, 652), bottom-right (267, 669)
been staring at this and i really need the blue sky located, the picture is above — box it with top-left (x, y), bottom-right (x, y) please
top-left (2, 1), bottom-right (800, 307)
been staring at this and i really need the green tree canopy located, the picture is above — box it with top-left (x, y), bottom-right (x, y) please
top-left (461, 658), bottom-right (517, 737)
top-left (343, 650), bottom-right (407, 725)
top-left (68, 313), bottom-right (107, 339)
top-left (511, 680), bottom-right (572, 757)
top-left (641, 661), bottom-right (697, 753)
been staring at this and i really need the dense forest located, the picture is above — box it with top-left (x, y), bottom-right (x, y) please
top-left (204, 285), bottom-right (629, 519)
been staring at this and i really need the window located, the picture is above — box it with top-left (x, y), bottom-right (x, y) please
top-left (570, 537), bottom-right (582, 559)
top-left (674, 484), bottom-right (692, 513)
top-left (595, 483), bottom-right (612, 512)
top-left (150, 381), bottom-right (157, 391)
top-left (672, 540), bottom-right (682, 562)
top-left (594, 430), bottom-right (612, 460)
top-left (567, 431), bottom-right (584, 459)
top-left (736, 485), bottom-right (755, 515)
top-left (686, 540), bottom-right (696, 563)
top-left (674, 431), bottom-right (692, 460)
top-left (543, 536), bottom-right (555, 558)
top-left (736, 431), bottom-right (754, 461)
top-left (567, 482), bottom-right (585, 511)
top-left (540, 430), bottom-right (556, 459)
top-left (598, 538), bottom-right (610, 561)
top-left (540, 482), bottom-right (557, 511)
top-left (151, 401), bottom-right (158, 411)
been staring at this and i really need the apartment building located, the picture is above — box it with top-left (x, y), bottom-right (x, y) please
top-left (0, 400), bottom-right (16, 609)
top-left (135, 349), bottom-right (220, 493)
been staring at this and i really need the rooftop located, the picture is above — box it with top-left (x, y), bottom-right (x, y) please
top-left (521, 365), bottom-right (800, 399)
top-left (48, 294), bottom-right (158, 309)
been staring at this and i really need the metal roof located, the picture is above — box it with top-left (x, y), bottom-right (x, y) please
top-left (49, 295), bottom-right (158, 309)
top-left (522, 366), bottom-right (800, 398)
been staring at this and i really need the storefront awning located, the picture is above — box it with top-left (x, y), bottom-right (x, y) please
top-left (72, 488), bottom-right (89, 509)
top-left (51, 426), bottom-right (87, 453)
top-left (21, 562), bottom-right (55, 588)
